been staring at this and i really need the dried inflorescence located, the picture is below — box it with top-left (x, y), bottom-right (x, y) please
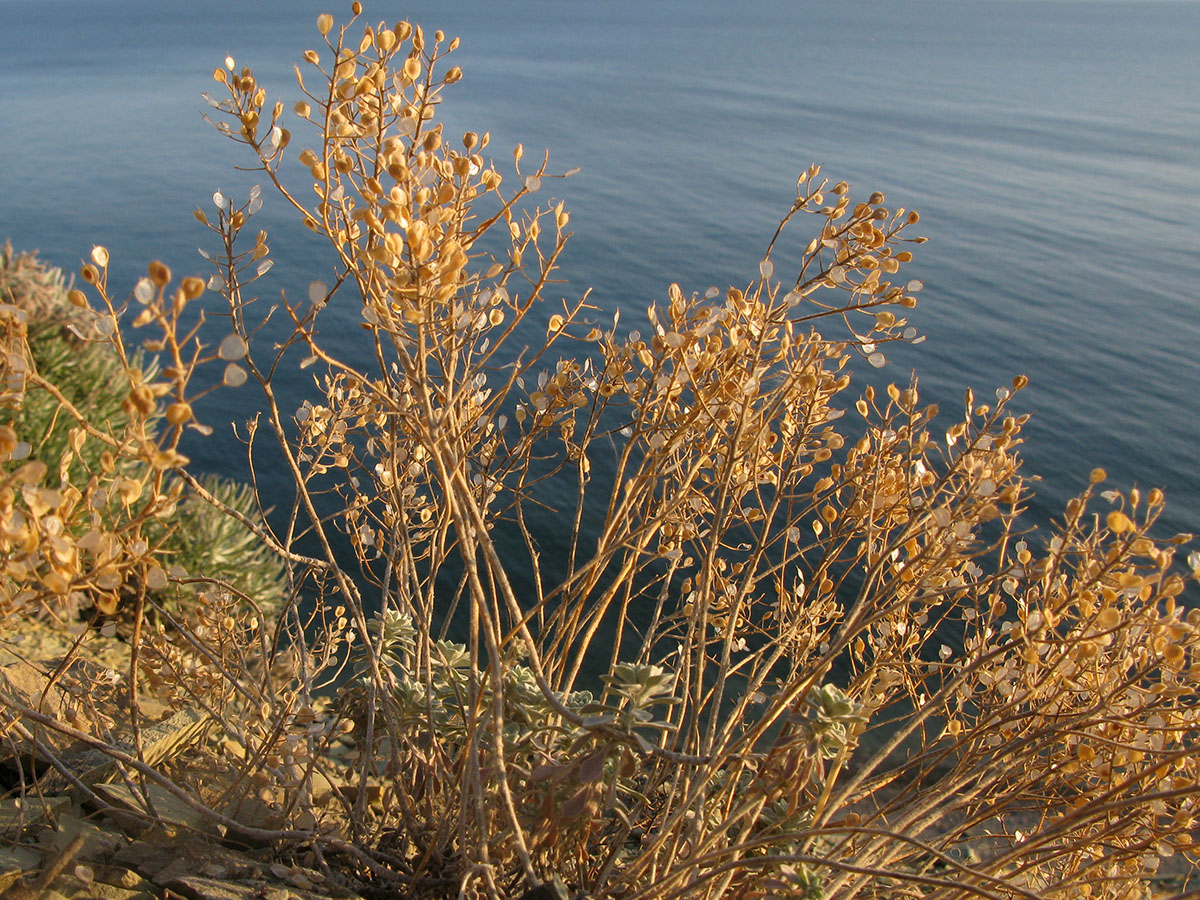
top-left (2, 5), bottom-right (1198, 900)
top-left (0, 249), bottom-right (185, 620)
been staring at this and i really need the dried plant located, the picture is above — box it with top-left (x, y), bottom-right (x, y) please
top-left (2, 6), bottom-right (1198, 900)
top-left (0, 244), bottom-right (283, 624)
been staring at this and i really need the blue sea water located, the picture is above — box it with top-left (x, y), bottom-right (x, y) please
top-left (2, 0), bottom-right (1199, 552)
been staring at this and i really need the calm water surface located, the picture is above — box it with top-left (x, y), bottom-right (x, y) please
top-left (2, 0), bottom-right (1198, 557)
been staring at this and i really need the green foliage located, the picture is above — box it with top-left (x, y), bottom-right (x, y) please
top-left (796, 684), bottom-right (866, 760)
top-left (0, 242), bottom-right (140, 476)
top-left (347, 607), bottom-right (595, 738)
top-left (0, 245), bottom-right (283, 618)
top-left (155, 473), bottom-right (285, 616)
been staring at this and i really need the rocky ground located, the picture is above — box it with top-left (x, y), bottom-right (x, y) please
top-left (0, 618), bottom-right (378, 900)
top-left (1, 618), bottom-right (1195, 899)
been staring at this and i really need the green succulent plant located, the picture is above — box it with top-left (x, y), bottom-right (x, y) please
top-left (0, 245), bottom-right (284, 618)
top-left (152, 473), bottom-right (285, 616)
